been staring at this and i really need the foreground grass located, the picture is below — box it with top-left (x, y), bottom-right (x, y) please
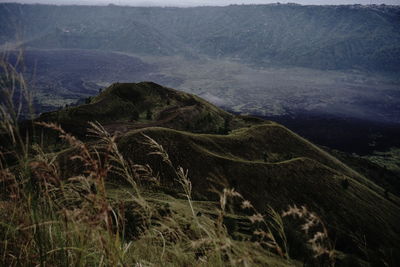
top-left (0, 55), bottom-right (335, 266)
top-left (0, 116), bottom-right (341, 266)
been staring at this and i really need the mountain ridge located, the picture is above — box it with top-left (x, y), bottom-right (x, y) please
top-left (30, 82), bottom-right (399, 263)
top-left (1, 3), bottom-right (399, 71)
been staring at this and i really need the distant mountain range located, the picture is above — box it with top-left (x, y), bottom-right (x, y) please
top-left (1, 3), bottom-right (400, 71)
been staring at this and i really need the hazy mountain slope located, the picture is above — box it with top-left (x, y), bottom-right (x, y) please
top-left (27, 20), bottom-right (181, 56)
top-left (0, 4), bottom-right (184, 55)
top-left (162, 5), bottom-right (400, 70)
top-left (1, 3), bottom-right (399, 71)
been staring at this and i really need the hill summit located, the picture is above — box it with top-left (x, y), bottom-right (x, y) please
top-left (39, 82), bottom-right (241, 136)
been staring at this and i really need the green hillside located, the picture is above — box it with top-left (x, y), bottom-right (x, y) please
top-left (20, 82), bottom-right (397, 266)
top-left (38, 82), bottom-right (237, 136)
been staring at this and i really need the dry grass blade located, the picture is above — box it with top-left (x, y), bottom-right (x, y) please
top-left (283, 205), bottom-right (335, 265)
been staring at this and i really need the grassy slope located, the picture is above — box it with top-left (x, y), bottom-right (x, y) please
top-left (104, 187), bottom-right (301, 267)
top-left (117, 125), bottom-right (400, 253)
top-left (34, 82), bottom-right (400, 261)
